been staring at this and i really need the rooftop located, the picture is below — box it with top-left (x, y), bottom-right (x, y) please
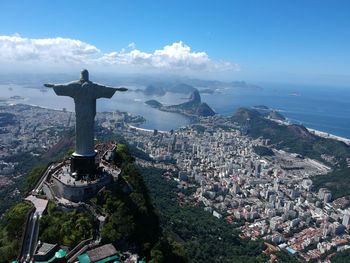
top-left (35, 243), bottom-right (58, 255)
top-left (86, 244), bottom-right (117, 262)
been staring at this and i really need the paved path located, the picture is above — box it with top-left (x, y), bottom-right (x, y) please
top-left (20, 196), bottom-right (49, 262)
top-left (25, 195), bottom-right (48, 215)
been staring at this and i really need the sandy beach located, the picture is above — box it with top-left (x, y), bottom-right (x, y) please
top-left (268, 116), bottom-right (350, 146)
top-left (307, 128), bottom-right (350, 145)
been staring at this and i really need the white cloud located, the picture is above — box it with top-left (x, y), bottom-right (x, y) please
top-left (99, 41), bottom-right (238, 72)
top-left (0, 35), bottom-right (238, 73)
top-left (0, 35), bottom-right (100, 64)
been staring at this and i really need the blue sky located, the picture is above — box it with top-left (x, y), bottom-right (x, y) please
top-left (0, 0), bottom-right (349, 85)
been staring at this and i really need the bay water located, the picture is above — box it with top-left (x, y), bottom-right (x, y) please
top-left (1, 82), bottom-right (350, 139)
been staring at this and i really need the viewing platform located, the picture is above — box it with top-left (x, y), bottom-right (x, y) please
top-left (43, 143), bottom-right (121, 203)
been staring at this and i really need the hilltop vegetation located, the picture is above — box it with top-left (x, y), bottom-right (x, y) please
top-left (39, 201), bottom-right (94, 247)
top-left (253, 145), bottom-right (275, 156)
top-left (331, 249), bottom-right (350, 262)
top-left (312, 168), bottom-right (350, 199)
top-left (142, 167), bottom-right (272, 263)
top-left (0, 201), bottom-right (33, 263)
top-left (95, 144), bottom-right (187, 262)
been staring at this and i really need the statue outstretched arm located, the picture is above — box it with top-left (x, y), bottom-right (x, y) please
top-left (93, 83), bottom-right (128, 99)
top-left (43, 81), bottom-right (79, 97)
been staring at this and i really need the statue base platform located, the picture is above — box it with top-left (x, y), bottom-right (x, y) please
top-left (70, 152), bottom-right (97, 178)
top-left (40, 143), bottom-right (120, 203)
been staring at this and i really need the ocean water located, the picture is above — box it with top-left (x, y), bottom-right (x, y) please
top-left (1, 83), bottom-right (350, 138)
top-left (0, 84), bottom-right (191, 131)
top-left (203, 83), bottom-right (350, 139)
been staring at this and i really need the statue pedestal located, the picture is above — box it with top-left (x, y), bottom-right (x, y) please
top-left (42, 143), bottom-right (120, 202)
top-left (70, 152), bottom-right (97, 178)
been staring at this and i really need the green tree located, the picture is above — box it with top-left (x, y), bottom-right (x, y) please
top-left (0, 201), bottom-right (33, 263)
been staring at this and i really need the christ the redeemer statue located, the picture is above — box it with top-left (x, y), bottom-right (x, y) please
top-left (44, 69), bottom-right (127, 175)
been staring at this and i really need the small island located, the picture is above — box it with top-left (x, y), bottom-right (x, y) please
top-left (145, 99), bottom-right (163, 108)
top-left (10, 95), bottom-right (25, 100)
top-left (145, 89), bottom-right (216, 118)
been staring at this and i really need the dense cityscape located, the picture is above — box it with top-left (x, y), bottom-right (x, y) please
top-left (0, 105), bottom-right (73, 189)
top-left (1, 99), bottom-right (350, 261)
top-left (101, 107), bottom-right (350, 261)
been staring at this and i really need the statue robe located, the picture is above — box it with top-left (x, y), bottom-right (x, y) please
top-left (53, 80), bottom-right (116, 156)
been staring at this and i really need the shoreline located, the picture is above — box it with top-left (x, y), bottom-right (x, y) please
top-left (6, 102), bottom-right (72, 113)
top-left (268, 117), bottom-right (350, 145)
top-left (145, 101), bottom-right (199, 122)
top-left (307, 128), bottom-right (350, 145)
top-left (4, 101), bottom-right (350, 145)
top-left (127, 124), bottom-right (168, 134)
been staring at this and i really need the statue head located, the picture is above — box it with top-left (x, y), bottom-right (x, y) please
top-left (80, 69), bottom-right (89, 82)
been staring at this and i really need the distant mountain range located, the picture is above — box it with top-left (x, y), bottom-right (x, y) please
top-left (0, 73), bottom-right (260, 94)
top-left (134, 80), bottom-right (259, 96)
top-left (136, 83), bottom-right (196, 96)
